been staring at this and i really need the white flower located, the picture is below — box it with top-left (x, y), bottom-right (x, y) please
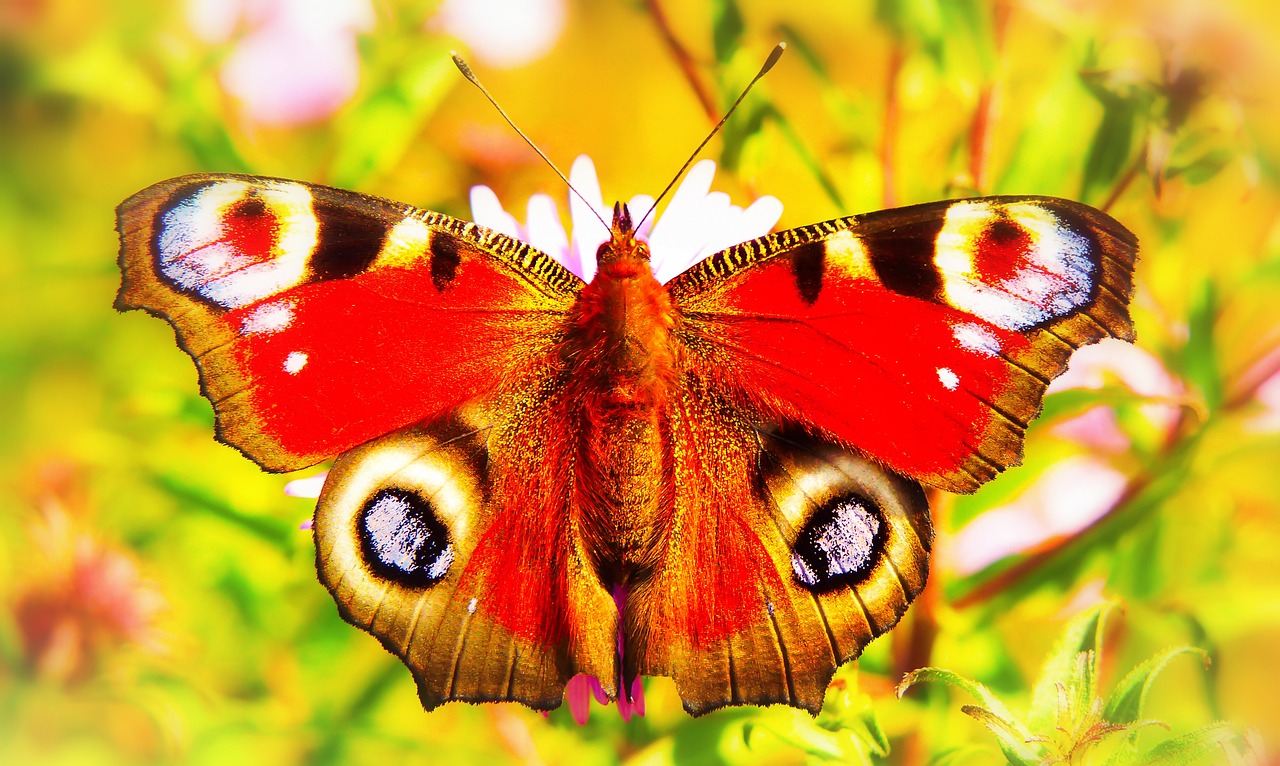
top-left (470, 155), bottom-right (783, 283)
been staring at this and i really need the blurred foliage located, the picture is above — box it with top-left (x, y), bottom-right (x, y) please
top-left (2, 0), bottom-right (1279, 764)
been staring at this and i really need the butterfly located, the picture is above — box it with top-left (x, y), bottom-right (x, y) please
top-left (116, 166), bottom-right (1136, 717)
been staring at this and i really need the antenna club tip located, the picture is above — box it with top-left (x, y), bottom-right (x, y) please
top-left (762, 42), bottom-right (787, 73)
top-left (451, 52), bottom-right (475, 77)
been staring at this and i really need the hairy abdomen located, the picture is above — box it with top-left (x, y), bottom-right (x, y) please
top-left (565, 260), bottom-right (678, 583)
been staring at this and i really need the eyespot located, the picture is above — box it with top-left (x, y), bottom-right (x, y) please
top-left (791, 495), bottom-right (884, 590)
top-left (359, 487), bottom-right (454, 587)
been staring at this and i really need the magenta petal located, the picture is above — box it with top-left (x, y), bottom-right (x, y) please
top-left (630, 676), bottom-right (646, 717)
top-left (564, 674), bottom-right (593, 725)
top-left (588, 675), bottom-right (609, 705)
top-left (615, 676), bottom-right (646, 722)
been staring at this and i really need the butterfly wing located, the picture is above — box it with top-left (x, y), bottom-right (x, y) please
top-left (313, 387), bottom-right (618, 710)
top-left (119, 175), bottom-right (615, 708)
top-left (117, 174), bottom-right (581, 471)
top-left (627, 196), bottom-right (1137, 714)
top-left (667, 196), bottom-right (1137, 493)
top-left (624, 381), bottom-right (931, 714)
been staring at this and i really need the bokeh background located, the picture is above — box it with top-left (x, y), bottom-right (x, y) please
top-left (3, 0), bottom-right (1280, 763)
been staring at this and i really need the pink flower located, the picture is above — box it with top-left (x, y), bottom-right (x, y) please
top-left (1246, 357), bottom-right (1280, 432)
top-left (947, 456), bottom-right (1130, 576)
top-left (187, 0), bottom-right (373, 126)
top-left (1047, 338), bottom-right (1183, 450)
top-left (433, 0), bottom-right (567, 69)
top-left (13, 472), bottom-right (165, 684)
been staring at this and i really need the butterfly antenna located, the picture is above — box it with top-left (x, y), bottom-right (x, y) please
top-left (451, 52), bottom-right (611, 232)
top-left (635, 42), bottom-right (787, 232)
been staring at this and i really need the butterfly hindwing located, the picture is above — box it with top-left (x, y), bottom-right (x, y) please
top-left (313, 370), bottom-right (618, 709)
top-left (668, 196), bottom-right (1137, 493)
top-left (623, 380), bottom-right (932, 714)
top-left (116, 174), bottom-right (582, 471)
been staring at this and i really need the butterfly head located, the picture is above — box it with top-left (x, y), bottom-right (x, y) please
top-left (595, 202), bottom-right (652, 276)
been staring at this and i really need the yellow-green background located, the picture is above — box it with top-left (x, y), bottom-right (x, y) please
top-left (2, 0), bottom-right (1279, 763)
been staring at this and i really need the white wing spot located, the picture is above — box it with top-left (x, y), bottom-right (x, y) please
top-left (284, 351), bottom-right (308, 374)
top-left (938, 367), bottom-right (960, 390)
top-left (934, 202), bottom-right (1093, 331)
top-left (240, 300), bottom-right (295, 335)
top-left (467, 598), bottom-right (478, 615)
top-left (953, 322), bottom-right (1002, 357)
top-left (766, 601), bottom-right (775, 616)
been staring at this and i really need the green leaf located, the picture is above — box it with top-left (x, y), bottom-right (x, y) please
top-left (763, 104), bottom-right (846, 210)
top-left (1104, 647), bottom-right (1210, 727)
top-left (330, 47), bottom-right (454, 188)
top-left (1183, 279), bottom-right (1223, 412)
top-left (711, 0), bottom-right (745, 67)
top-left (747, 720), bottom-right (846, 760)
top-left (1136, 723), bottom-right (1242, 766)
top-left (149, 472), bottom-right (294, 552)
top-left (899, 668), bottom-right (1032, 741)
top-left (1028, 602), bottom-right (1115, 730)
top-left (960, 706), bottom-right (1043, 765)
top-left (1037, 386), bottom-right (1152, 425)
top-left (937, 0), bottom-right (996, 76)
top-left (718, 98), bottom-right (769, 174)
top-left (1081, 96), bottom-right (1138, 204)
top-left (1166, 148), bottom-right (1235, 186)
top-left (859, 706), bottom-right (891, 756)
top-left (875, 0), bottom-right (944, 57)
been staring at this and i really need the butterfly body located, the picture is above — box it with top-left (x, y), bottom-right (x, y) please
top-left (118, 172), bottom-right (1136, 715)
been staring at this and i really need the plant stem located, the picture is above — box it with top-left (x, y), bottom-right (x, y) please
top-left (882, 41), bottom-right (905, 208)
top-left (968, 1), bottom-right (1012, 192)
top-left (642, 0), bottom-right (720, 125)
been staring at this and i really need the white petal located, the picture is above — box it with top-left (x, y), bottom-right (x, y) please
top-left (568, 155), bottom-right (610, 283)
top-left (525, 193), bottom-right (571, 268)
top-left (653, 194), bottom-right (734, 283)
top-left (735, 195), bottom-right (783, 240)
top-left (627, 194), bottom-right (656, 240)
top-left (284, 472), bottom-right (329, 499)
top-left (658, 194), bottom-right (780, 283)
top-left (691, 204), bottom-right (746, 260)
top-left (647, 161), bottom-right (716, 253)
top-left (469, 185), bottom-right (520, 238)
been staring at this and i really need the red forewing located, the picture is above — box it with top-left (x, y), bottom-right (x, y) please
top-left (116, 174), bottom-right (582, 471)
top-left (669, 196), bottom-right (1137, 493)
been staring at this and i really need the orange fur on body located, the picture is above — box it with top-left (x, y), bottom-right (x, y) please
top-left (564, 205), bottom-right (679, 588)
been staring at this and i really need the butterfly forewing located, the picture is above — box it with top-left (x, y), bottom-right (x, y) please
top-left (116, 174), bottom-right (582, 471)
top-left (669, 196), bottom-right (1137, 493)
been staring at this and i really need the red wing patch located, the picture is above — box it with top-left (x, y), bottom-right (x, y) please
top-left (669, 196), bottom-right (1137, 492)
top-left (117, 174), bottom-right (582, 471)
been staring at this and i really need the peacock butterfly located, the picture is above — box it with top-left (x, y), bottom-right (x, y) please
top-left (116, 56), bottom-right (1137, 717)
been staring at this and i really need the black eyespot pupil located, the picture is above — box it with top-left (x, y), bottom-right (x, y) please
top-left (359, 488), bottom-right (453, 586)
top-left (791, 497), bottom-right (883, 590)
